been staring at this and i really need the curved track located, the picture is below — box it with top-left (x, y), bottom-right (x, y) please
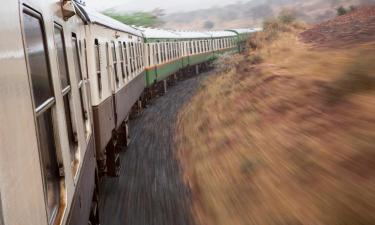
top-left (100, 72), bottom-right (210, 225)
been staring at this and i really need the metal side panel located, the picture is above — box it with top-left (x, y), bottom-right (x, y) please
top-left (115, 72), bottom-right (146, 128)
top-left (93, 96), bottom-right (116, 154)
top-left (66, 137), bottom-right (96, 225)
top-left (0, 192), bottom-right (4, 225)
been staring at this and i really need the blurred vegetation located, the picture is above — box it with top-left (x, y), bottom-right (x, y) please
top-left (336, 5), bottom-right (357, 16)
top-left (328, 51), bottom-right (375, 103)
top-left (257, 10), bottom-right (303, 45)
top-left (104, 10), bottom-right (165, 27)
top-left (278, 9), bottom-right (296, 24)
top-left (203, 20), bottom-right (215, 29)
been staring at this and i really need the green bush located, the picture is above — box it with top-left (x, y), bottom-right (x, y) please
top-left (336, 6), bottom-right (348, 16)
top-left (104, 11), bottom-right (164, 27)
top-left (278, 9), bottom-right (296, 24)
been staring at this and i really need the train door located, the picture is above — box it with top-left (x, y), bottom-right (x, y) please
top-left (21, 6), bottom-right (66, 225)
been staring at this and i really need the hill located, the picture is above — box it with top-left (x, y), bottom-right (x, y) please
top-left (162, 0), bottom-right (373, 30)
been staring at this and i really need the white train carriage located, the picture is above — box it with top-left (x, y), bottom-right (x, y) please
top-left (0, 0), bottom-right (97, 225)
top-left (76, 4), bottom-right (145, 177)
top-left (205, 30), bottom-right (238, 54)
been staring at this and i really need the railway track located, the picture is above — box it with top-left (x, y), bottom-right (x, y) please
top-left (99, 71), bottom-right (212, 225)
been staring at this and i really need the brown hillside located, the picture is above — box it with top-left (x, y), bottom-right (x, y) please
top-left (177, 8), bottom-right (375, 225)
top-left (301, 6), bottom-right (375, 47)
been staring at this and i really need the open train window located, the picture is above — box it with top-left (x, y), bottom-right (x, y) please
top-left (22, 7), bottom-right (63, 225)
top-left (53, 24), bottom-right (79, 174)
top-left (94, 39), bottom-right (102, 97)
top-left (72, 33), bottom-right (89, 136)
top-left (156, 44), bottom-right (160, 64)
top-left (123, 42), bottom-right (129, 78)
top-left (147, 43), bottom-right (151, 66)
top-left (136, 43), bottom-right (140, 70)
top-left (129, 43), bottom-right (134, 74)
top-left (119, 41), bottom-right (125, 80)
top-left (132, 43), bottom-right (136, 74)
top-left (111, 41), bottom-right (119, 86)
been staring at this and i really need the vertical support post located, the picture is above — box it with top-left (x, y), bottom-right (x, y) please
top-left (196, 65), bottom-right (199, 75)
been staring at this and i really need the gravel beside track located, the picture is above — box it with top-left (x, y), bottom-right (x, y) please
top-left (99, 72), bottom-right (211, 225)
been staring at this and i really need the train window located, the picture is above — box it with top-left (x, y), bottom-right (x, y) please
top-left (156, 44), bottom-right (160, 64)
top-left (72, 35), bottom-right (83, 82)
top-left (147, 43), bottom-right (151, 66)
top-left (165, 43), bottom-right (169, 61)
top-left (162, 43), bottom-right (166, 62)
top-left (171, 42), bottom-right (174, 59)
top-left (134, 43), bottom-right (138, 71)
top-left (72, 34), bottom-right (89, 135)
top-left (53, 24), bottom-right (78, 170)
top-left (22, 9), bottom-right (62, 225)
top-left (111, 42), bottom-right (119, 86)
top-left (129, 43), bottom-right (133, 74)
top-left (133, 43), bottom-right (137, 73)
top-left (123, 42), bottom-right (129, 78)
top-left (119, 41), bottom-right (125, 80)
top-left (171, 43), bottom-right (173, 59)
top-left (94, 39), bottom-right (102, 97)
top-left (37, 108), bottom-right (61, 224)
top-left (23, 13), bottom-right (53, 108)
top-left (139, 43), bottom-right (142, 69)
top-left (136, 43), bottom-right (140, 70)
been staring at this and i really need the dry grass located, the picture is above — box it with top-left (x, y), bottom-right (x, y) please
top-left (176, 20), bottom-right (375, 225)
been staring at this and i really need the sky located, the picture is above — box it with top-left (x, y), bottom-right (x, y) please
top-left (85, 0), bottom-right (247, 13)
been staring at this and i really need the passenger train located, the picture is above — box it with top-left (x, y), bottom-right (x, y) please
top-left (0, 1), bottom-right (259, 225)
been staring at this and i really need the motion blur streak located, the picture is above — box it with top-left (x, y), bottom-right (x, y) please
top-left (176, 6), bottom-right (375, 225)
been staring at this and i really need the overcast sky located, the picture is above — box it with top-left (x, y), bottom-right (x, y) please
top-left (85, 0), bottom-right (247, 13)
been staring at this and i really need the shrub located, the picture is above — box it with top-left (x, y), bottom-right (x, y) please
top-left (247, 54), bottom-right (263, 65)
top-left (278, 9), bottom-right (296, 24)
top-left (336, 6), bottom-right (348, 16)
top-left (327, 51), bottom-right (375, 103)
top-left (203, 20), bottom-right (215, 29)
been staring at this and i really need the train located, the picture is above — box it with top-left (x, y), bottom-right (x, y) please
top-left (0, 1), bottom-right (260, 225)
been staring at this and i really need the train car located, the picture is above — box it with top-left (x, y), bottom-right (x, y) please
top-left (173, 31), bottom-right (212, 73)
top-left (226, 28), bottom-right (259, 52)
top-left (206, 31), bottom-right (238, 57)
top-left (76, 4), bottom-right (145, 177)
top-left (139, 28), bottom-right (182, 87)
top-left (0, 0), bottom-right (97, 225)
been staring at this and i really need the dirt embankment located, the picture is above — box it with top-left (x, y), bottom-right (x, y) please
top-left (301, 6), bottom-right (375, 47)
top-left (177, 6), bottom-right (375, 225)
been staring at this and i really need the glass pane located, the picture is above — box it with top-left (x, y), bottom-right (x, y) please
top-left (53, 25), bottom-right (70, 89)
top-left (79, 87), bottom-right (87, 122)
top-left (94, 41), bottom-right (100, 72)
top-left (36, 108), bottom-right (60, 224)
top-left (23, 12), bottom-right (53, 108)
top-left (63, 93), bottom-right (77, 154)
top-left (72, 36), bottom-right (83, 82)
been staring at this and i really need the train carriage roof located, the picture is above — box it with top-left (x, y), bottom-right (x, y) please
top-left (173, 31), bottom-right (211, 39)
top-left (75, 3), bottom-right (143, 36)
top-left (206, 30), bottom-right (238, 38)
top-left (227, 28), bottom-right (262, 34)
top-left (136, 27), bottom-right (181, 39)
